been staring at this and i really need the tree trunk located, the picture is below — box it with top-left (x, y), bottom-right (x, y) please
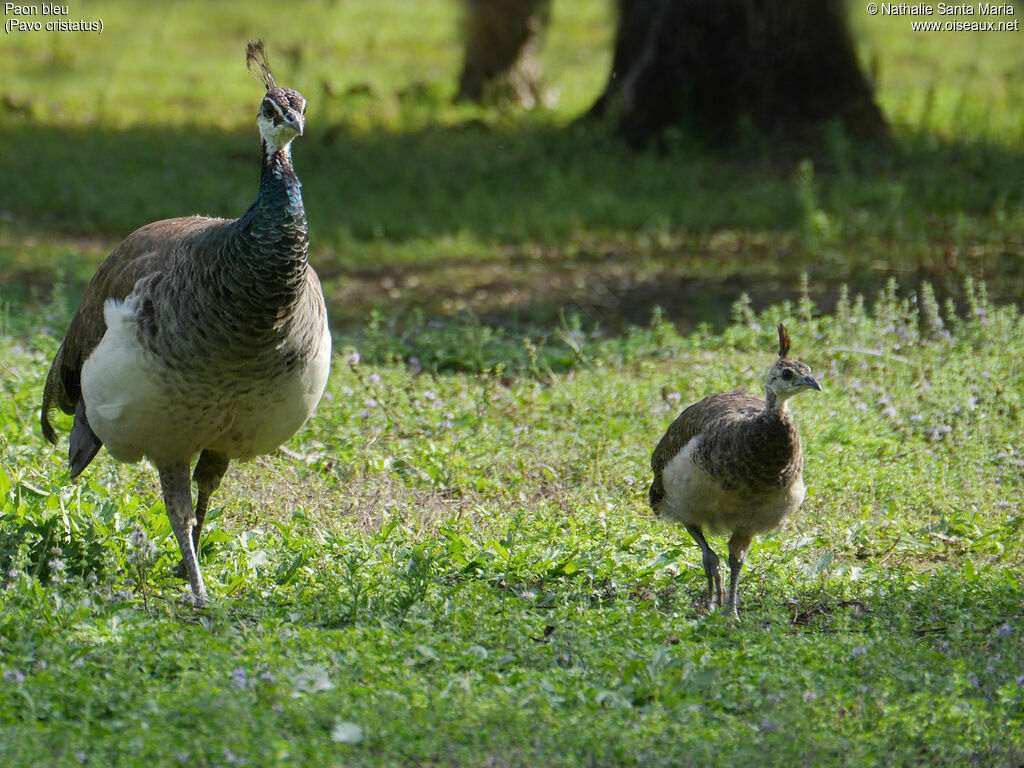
top-left (589, 0), bottom-right (888, 148)
top-left (454, 0), bottom-right (552, 107)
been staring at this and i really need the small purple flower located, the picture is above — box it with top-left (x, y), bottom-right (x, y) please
top-left (3, 669), bottom-right (26, 684)
top-left (854, 402), bottom-right (867, 412)
top-left (909, 414), bottom-right (923, 423)
top-left (345, 350), bottom-right (360, 366)
top-left (423, 390), bottom-right (437, 402)
top-left (759, 717), bottom-right (774, 732)
top-left (966, 396), bottom-right (979, 409)
top-left (367, 374), bottom-right (381, 385)
top-left (968, 674), bottom-right (980, 688)
top-left (666, 392), bottom-right (682, 403)
top-left (128, 528), bottom-right (158, 563)
top-left (803, 690), bottom-right (817, 702)
top-left (408, 356), bottom-right (423, 375)
top-left (259, 671), bottom-right (276, 684)
top-left (75, 751), bottom-right (88, 765)
top-left (850, 646), bottom-right (867, 657)
top-left (995, 623), bottom-right (1013, 638)
top-left (881, 406), bottom-right (897, 419)
top-left (229, 668), bottom-right (248, 689)
top-left (1016, 675), bottom-right (1024, 686)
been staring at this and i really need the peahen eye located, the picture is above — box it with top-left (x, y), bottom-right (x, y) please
top-left (262, 101), bottom-right (275, 118)
top-left (781, 369), bottom-right (793, 380)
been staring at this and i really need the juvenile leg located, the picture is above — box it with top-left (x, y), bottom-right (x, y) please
top-left (726, 531), bottom-right (753, 619)
top-left (159, 462), bottom-right (208, 607)
top-left (685, 524), bottom-right (724, 610)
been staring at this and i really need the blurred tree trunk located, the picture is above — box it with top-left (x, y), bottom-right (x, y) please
top-left (454, 0), bottom-right (551, 107)
top-left (588, 0), bottom-right (888, 148)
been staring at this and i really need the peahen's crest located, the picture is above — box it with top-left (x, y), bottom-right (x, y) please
top-left (246, 39), bottom-right (276, 90)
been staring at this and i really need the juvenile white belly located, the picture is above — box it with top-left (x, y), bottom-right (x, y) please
top-left (81, 297), bottom-right (331, 467)
top-left (658, 438), bottom-right (805, 535)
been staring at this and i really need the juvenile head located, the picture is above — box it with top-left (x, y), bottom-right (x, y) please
top-left (247, 40), bottom-right (306, 154)
top-left (766, 324), bottom-right (821, 405)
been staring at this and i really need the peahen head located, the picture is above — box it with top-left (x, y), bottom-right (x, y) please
top-left (247, 40), bottom-right (306, 155)
top-left (765, 324), bottom-right (821, 406)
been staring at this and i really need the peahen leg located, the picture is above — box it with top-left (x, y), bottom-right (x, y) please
top-left (191, 450), bottom-right (230, 554)
top-left (172, 450), bottom-right (229, 579)
top-left (159, 462), bottom-right (208, 607)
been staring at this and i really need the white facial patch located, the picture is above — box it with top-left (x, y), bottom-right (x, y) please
top-left (257, 100), bottom-right (302, 155)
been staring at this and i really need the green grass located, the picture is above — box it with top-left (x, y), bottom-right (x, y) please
top-left (1, 0), bottom-right (1021, 328)
top-left (2, 1), bottom-right (1024, 765)
top-left (3, 283), bottom-right (1024, 766)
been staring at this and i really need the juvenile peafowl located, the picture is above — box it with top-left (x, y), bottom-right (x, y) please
top-left (40, 41), bottom-right (331, 606)
top-left (649, 324), bottom-right (820, 618)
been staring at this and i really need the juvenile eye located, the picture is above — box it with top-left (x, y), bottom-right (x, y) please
top-left (262, 101), bottom-right (275, 118)
top-left (781, 369), bottom-right (793, 380)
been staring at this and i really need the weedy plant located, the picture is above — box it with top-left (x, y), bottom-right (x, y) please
top-left (0, 2), bottom-right (1021, 763)
top-left (2, 281), bottom-right (1023, 766)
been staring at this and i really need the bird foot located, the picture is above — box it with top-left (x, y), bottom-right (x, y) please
top-left (170, 561), bottom-right (208, 608)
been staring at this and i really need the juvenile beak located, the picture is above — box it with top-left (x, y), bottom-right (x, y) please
top-left (802, 375), bottom-right (822, 392)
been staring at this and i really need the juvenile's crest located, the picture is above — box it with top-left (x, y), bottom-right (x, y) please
top-left (777, 323), bottom-right (791, 359)
top-left (246, 39), bottom-right (276, 90)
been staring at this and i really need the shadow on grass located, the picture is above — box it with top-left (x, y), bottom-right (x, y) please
top-left (1, 115), bottom-right (1021, 332)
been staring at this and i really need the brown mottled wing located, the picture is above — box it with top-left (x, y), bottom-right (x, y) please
top-left (649, 390), bottom-right (763, 510)
top-left (40, 217), bottom-right (222, 447)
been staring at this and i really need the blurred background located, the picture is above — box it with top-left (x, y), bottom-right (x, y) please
top-left (0, 0), bottom-right (1021, 335)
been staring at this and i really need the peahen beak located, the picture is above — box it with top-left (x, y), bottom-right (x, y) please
top-left (283, 109), bottom-right (304, 137)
